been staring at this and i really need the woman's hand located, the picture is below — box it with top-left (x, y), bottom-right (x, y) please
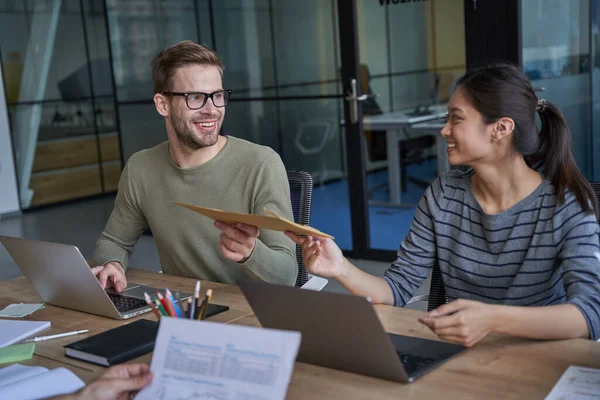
top-left (418, 299), bottom-right (498, 347)
top-left (284, 232), bottom-right (346, 279)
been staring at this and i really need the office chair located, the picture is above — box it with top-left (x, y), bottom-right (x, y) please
top-left (589, 182), bottom-right (600, 222)
top-left (398, 134), bottom-right (438, 192)
top-left (359, 64), bottom-right (438, 196)
top-left (287, 170), bottom-right (328, 291)
top-left (359, 64), bottom-right (387, 163)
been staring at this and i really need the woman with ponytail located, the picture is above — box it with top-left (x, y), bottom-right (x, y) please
top-left (286, 63), bottom-right (600, 347)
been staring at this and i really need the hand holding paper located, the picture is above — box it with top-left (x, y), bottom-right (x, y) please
top-left (136, 317), bottom-right (301, 400)
top-left (173, 202), bottom-right (334, 239)
top-left (214, 220), bottom-right (259, 263)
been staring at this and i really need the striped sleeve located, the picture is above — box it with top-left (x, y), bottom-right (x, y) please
top-left (558, 208), bottom-right (600, 341)
top-left (383, 180), bottom-right (440, 306)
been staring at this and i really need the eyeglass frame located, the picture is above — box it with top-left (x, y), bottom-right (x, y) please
top-left (160, 89), bottom-right (232, 110)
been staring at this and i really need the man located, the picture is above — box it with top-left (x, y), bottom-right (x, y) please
top-left (91, 40), bottom-right (297, 289)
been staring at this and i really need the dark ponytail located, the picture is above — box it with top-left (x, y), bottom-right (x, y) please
top-left (529, 101), bottom-right (597, 216)
top-left (457, 63), bottom-right (597, 216)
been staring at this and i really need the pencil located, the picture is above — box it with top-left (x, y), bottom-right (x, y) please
top-left (190, 280), bottom-right (200, 320)
top-left (144, 292), bottom-right (162, 320)
top-left (198, 289), bottom-right (213, 320)
top-left (157, 292), bottom-right (175, 317)
top-left (165, 288), bottom-right (182, 318)
top-left (182, 297), bottom-right (189, 316)
top-left (187, 297), bottom-right (193, 319)
top-left (154, 299), bottom-right (167, 316)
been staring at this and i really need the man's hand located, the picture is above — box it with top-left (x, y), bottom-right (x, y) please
top-left (418, 299), bottom-right (498, 347)
top-left (52, 363), bottom-right (152, 400)
top-left (91, 261), bottom-right (127, 293)
top-left (214, 221), bottom-right (259, 263)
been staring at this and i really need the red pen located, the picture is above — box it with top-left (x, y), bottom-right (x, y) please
top-left (157, 292), bottom-right (175, 317)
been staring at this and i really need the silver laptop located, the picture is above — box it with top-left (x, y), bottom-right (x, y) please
top-left (239, 279), bottom-right (467, 383)
top-left (0, 235), bottom-right (190, 319)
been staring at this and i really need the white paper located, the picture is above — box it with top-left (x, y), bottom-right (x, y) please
top-left (0, 364), bottom-right (85, 400)
top-left (0, 320), bottom-right (50, 347)
top-left (545, 366), bottom-right (600, 400)
top-left (0, 303), bottom-right (45, 318)
top-left (136, 317), bottom-right (301, 400)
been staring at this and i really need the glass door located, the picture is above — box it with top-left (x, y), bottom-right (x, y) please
top-left (337, 0), bottom-right (466, 259)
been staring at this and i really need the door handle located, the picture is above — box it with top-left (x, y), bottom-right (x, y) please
top-left (534, 87), bottom-right (546, 92)
top-left (345, 79), bottom-right (379, 124)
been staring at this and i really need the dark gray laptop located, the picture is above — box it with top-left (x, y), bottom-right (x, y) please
top-left (239, 279), bottom-right (466, 383)
top-left (0, 235), bottom-right (190, 319)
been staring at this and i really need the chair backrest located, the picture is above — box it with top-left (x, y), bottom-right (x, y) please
top-left (589, 181), bottom-right (600, 223)
top-left (287, 170), bottom-right (313, 287)
top-left (427, 181), bottom-right (600, 311)
top-left (427, 262), bottom-right (447, 311)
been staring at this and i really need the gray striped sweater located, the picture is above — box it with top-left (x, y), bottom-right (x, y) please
top-left (383, 169), bottom-right (600, 340)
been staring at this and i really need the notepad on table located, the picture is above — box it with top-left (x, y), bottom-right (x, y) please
top-left (0, 364), bottom-right (84, 400)
top-left (0, 303), bottom-right (45, 318)
top-left (0, 343), bottom-right (35, 364)
top-left (0, 320), bottom-right (50, 348)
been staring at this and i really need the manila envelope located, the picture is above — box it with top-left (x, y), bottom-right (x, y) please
top-left (173, 202), bottom-right (334, 239)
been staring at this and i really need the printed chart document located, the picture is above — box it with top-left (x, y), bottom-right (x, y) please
top-left (173, 201), bottom-right (334, 239)
top-left (545, 366), bottom-right (600, 400)
top-left (136, 317), bottom-right (301, 400)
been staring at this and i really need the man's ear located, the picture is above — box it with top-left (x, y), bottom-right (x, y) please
top-left (154, 93), bottom-right (169, 117)
top-left (492, 117), bottom-right (515, 142)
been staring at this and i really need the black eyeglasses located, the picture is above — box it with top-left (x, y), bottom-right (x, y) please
top-left (161, 89), bottom-right (232, 110)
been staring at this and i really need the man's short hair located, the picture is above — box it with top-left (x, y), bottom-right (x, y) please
top-left (151, 40), bottom-right (223, 93)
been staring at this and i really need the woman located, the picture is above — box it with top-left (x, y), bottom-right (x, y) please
top-left (286, 63), bottom-right (600, 347)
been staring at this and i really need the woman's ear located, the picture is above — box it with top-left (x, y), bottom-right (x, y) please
top-left (492, 117), bottom-right (515, 142)
top-left (154, 93), bottom-right (169, 117)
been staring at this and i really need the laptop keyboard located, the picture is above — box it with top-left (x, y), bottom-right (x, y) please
top-left (397, 352), bottom-right (437, 374)
top-left (107, 293), bottom-right (147, 313)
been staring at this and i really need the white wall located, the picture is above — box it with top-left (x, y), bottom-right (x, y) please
top-left (0, 61), bottom-right (20, 216)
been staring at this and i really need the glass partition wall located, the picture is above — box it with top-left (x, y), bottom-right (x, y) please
top-left (2, 0), bottom-right (600, 260)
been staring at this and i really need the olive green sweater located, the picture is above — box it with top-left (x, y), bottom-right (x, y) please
top-left (92, 136), bottom-right (298, 286)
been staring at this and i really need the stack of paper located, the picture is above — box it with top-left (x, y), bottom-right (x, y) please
top-left (0, 364), bottom-right (84, 400)
top-left (136, 317), bottom-right (301, 400)
top-left (0, 320), bottom-right (50, 348)
top-left (0, 304), bottom-right (44, 318)
top-left (545, 365), bottom-right (600, 400)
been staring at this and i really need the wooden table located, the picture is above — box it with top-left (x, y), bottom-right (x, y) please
top-left (0, 269), bottom-right (254, 382)
top-left (2, 270), bottom-right (599, 399)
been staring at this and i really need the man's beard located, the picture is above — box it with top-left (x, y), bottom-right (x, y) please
top-left (171, 114), bottom-right (220, 151)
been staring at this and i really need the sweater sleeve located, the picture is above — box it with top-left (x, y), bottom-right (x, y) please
top-left (92, 160), bottom-right (148, 270)
top-left (557, 208), bottom-right (600, 341)
top-left (383, 179), bottom-right (440, 306)
top-left (239, 151), bottom-right (298, 286)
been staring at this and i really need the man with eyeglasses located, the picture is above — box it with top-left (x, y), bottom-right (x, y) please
top-left (90, 40), bottom-right (298, 289)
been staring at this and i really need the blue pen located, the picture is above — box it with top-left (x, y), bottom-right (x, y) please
top-left (165, 288), bottom-right (182, 318)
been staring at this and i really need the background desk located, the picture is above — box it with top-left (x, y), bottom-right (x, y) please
top-left (363, 105), bottom-right (448, 205)
top-left (1, 270), bottom-right (599, 399)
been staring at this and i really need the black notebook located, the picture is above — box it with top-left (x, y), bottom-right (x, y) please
top-left (64, 319), bottom-right (159, 366)
top-left (197, 303), bottom-right (230, 319)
